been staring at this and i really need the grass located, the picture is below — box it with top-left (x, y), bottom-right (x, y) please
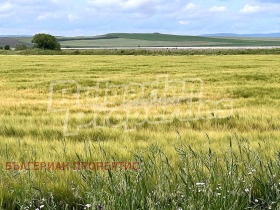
top-left (0, 55), bottom-right (280, 209)
top-left (1, 48), bottom-right (280, 56)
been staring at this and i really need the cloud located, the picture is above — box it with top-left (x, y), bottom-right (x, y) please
top-left (178, 20), bottom-right (190, 25)
top-left (209, 6), bottom-right (227, 12)
top-left (0, 2), bottom-right (14, 13)
top-left (37, 12), bottom-right (59, 20)
top-left (240, 4), bottom-right (261, 14)
top-left (183, 3), bottom-right (196, 11)
top-left (87, 0), bottom-right (151, 10)
top-left (68, 14), bottom-right (80, 22)
top-left (255, 0), bottom-right (280, 3)
top-left (86, 0), bottom-right (173, 16)
top-left (123, 0), bottom-right (151, 9)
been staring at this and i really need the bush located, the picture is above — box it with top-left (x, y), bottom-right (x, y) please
top-left (15, 44), bottom-right (28, 51)
top-left (4, 45), bottom-right (10, 50)
top-left (32, 33), bottom-right (61, 50)
top-left (0, 46), bottom-right (3, 50)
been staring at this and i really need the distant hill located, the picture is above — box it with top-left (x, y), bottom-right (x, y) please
top-left (0, 37), bottom-right (33, 48)
top-left (3, 33), bottom-right (280, 48)
top-left (202, 33), bottom-right (280, 38)
top-left (0, 35), bottom-right (32, 37)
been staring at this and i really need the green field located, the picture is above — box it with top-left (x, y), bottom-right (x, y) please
top-left (12, 33), bottom-right (280, 48)
top-left (0, 55), bottom-right (280, 209)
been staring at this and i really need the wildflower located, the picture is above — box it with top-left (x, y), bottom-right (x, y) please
top-left (85, 204), bottom-right (91, 208)
top-left (217, 193), bottom-right (221, 196)
top-left (245, 188), bottom-right (250, 193)
top-left (40, 205), bottom-right (44, 209)
top-left (196, 183), bottom-right (205, 187)
top-left (254, 199), bottom-right (258, 203)
top-left (248, 172), bottom-right (252, 175)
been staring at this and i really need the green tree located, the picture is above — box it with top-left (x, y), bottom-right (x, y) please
top-left (4, 45), bottom-right (10, 50)
top-left (32, 33), bottom-right (61, 50)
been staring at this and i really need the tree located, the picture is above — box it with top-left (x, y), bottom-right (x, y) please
top-left (32, 33), bottom-right (61, 50)
top-left (4, 45), bottom-right (10, 50)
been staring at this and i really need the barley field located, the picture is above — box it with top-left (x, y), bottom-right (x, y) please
top-left (0, 55), bottom-right (280, 209)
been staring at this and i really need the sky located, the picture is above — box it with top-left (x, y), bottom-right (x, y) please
top-left (0, 0), bottom-right (279, 36)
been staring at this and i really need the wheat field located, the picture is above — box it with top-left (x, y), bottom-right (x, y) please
top-left (0, 55), bottom-right (280, 209)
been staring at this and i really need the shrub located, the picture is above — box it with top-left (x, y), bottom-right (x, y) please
top-left (15, 44), bottom-right (28, 51)
top-left (4, 45), bottom-right (10, 50)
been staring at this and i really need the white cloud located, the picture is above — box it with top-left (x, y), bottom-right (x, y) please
top-left (240, 4), bottom-right (261, 14)
top-left (88, 0), bottom-right (121, 7)
top-left (178, 20), bottom-right (190, 25)
top-left (88, 0), bottom-right (149, 10)
top-left (209, 6), bottom-right (227, 12)
top-left (37, 12), bottom-right (58, 20)
top-left (0, 2), bottom-right (14, 13)
top-left (123, 0), bottom-right (150, 9)
top-left (87, 0), bottom-right (166, 14)
top-left (68, 14), bottom-right (80, 22)
top-left (184, 3), bottom-right (196, 11)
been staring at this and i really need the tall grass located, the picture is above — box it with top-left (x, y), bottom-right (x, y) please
top-left (1, 136), bottom-right (280, 209)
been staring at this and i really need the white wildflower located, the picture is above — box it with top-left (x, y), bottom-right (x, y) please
top-left (196, 183), bottom-right (205, 187)
top-left (85, 204), bottom-right (91, 208)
